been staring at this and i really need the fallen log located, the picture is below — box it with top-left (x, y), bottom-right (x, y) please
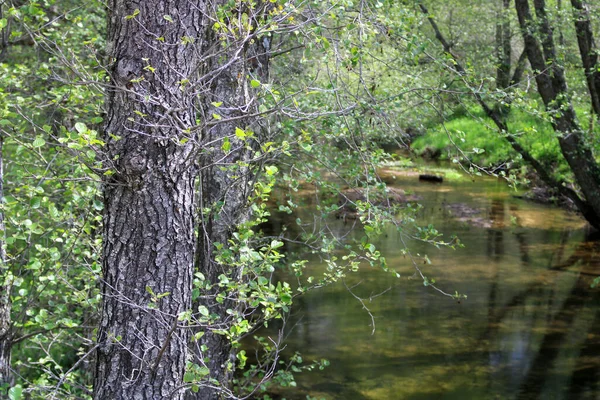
top-left (419, 174), bottom-right (443, 183)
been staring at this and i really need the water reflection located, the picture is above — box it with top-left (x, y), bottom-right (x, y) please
top-left (260, 172), bottom-right (600, 400)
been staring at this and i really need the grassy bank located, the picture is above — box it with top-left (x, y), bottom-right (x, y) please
top-left (409, 103), bottom-right (595, 181)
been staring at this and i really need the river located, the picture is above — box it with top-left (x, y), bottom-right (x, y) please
top-left (262, 163), bottom-right (600, 400)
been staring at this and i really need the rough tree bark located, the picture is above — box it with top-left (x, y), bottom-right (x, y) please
top-left (191, 54), bottom-right (254, 400)
top-left (0, 135), bottom-right (11, 394)
top-left (94, 1), bottom-right (203, 398)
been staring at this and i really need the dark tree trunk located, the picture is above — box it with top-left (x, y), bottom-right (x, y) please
top-left (570, 0), bottom-right (600, 118)
top-left (515, 0), bottom-right (556, 101)
top-left (496, 0), bottom-right (512, 89)
top-left (0, 135), bottom-right (11, 395)
top-left (188, 3), bottom-right (272, 397)
top-left (0, 339), bottom-right (10, 394)
top-left (94, 1), bottom-right (203, 398)
top-left (192, 59), bottom-right (253, 400)
top-left (557, 0), bottom-right (566, 46)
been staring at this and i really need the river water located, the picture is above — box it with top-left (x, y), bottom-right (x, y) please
top-left (263, 166), bottom-right (600, 400)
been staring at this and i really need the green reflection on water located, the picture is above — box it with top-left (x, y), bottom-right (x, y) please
top-left (263, 171), bottom-right (600, 400)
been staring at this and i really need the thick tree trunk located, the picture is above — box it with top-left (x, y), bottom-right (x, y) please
top-left (570, 0), bottom-right (600, 118)
top-left (94, 1), bottom-right (202, 399)
top-left (0, 136), bottom-right (11, 394)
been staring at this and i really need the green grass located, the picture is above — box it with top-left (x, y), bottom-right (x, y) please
top-left (409, 103), bottom-right (590, 181)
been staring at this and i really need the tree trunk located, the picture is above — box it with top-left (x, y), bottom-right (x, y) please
top-left (94, 1), bottom-right (203, 398)
top-left (570, 0), bottom-right (600, 118)
top-left (192, 59), bottom-right (253, 400)
top-left (496, 0), bottom-right (512, 89)
top-left (510, 49), bottom-right (528, 86)
top-left (188, 4), bottom-right (271, 397)
top-left (557, 0), bottom-right (566, 46)
top-left (0, 135), bottom-right (11, 395)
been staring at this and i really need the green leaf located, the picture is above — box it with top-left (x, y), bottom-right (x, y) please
top-left (300, 142), bottom-right (312, 152)
top-left (221, 137), bottom-right (231, 152)
top-left (30, 197), bottom-right (41, 209)
top-left (184, 372), bottom-right (195, 383)
top-left (93, 199), bottom-right (104, 211)
top-left (250, 79), bottom-right (261, 88)
top-left (125, 9), bottom-right (140, 20)
top-left (280, 293), bottom-right (292, 304)
top-left (164, 15), bottom-right (174, 23)
top-left (0, 18), bottom-right (7, 30)
top-left (74, 122), bottom-right (87, 133)
top-left (236, 350), bottom-right (248, 368)
top-left (265, 165), bottom-right (278, 176)
top-left (48, 204), bottom-right (59, 218)
top-left (8, 385), bottom-right (23, 400)
top-left (32, 136), bottom-right (46, 148)
top-left (198, 305), bottom-right (209, 317)
top-left (235, 127), bottom-right (246, 139)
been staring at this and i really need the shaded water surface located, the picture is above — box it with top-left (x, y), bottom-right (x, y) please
top-left (265, 170), bottom-right (600, 400)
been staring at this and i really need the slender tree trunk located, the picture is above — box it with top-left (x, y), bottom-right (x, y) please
top-left (557, 0), bottom-right (566, 46)
top-left (570, 0), bottom-right (600, 118)
top-left (94, 1), bottom-right (203, 398)
top-left (496, 0), bottom-right (512, 89)
top-left (510, 49), bottom-right (528, 86)
top-left (0, 135), bottom-right (11, 394)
